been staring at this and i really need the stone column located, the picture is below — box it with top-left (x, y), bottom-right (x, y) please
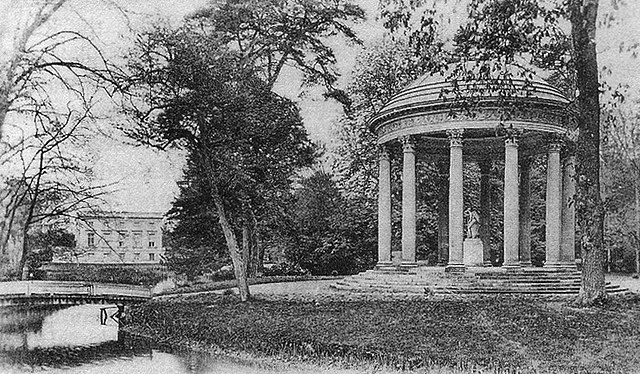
top-left (401, 136), bottom-right (417, 267)
top-left (377, 145), bottom-right (393, 268)
top-left (503, 133), bottom-right (520, 269)
top-left (545, 141), bottom-right (562, 268)
top-left (437, 160), bottom-right (449, 266)
top-left (519, 156), bottom-right (533, 267)
top-left (479, 159), bottom-right (492, 266)
top-left (446, 129), bottom-right (465, 272)
top-left (560, 154), bottom-right (578, 270)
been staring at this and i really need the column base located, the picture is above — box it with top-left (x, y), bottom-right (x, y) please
top-left (544, 262), bottom-right (578, 271)
top-left (519, 261), bottom-right (533, 267)
top-left (483, 260), bottom-right (493, 267)
top-left (502, 262), bottom-right (521, 271)
top-left (400, 261), bottom-right (418, 268)
top-left (375, 261), bottom-right (394, 270)
top-left (445, 263), bottom-right (466, 273)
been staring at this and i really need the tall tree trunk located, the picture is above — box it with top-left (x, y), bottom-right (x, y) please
top-left (19, 227), bottom-right (29, 280)
top-left (635, 182), bottom-right (640, 278)
top-left (570, 0), bottom-right (607, 304)
top-left (212, 191), bottom-right (250, 301)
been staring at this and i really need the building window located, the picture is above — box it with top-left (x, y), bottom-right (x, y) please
top-left (149, 253), bottom-right (155, 261)
top-left (102, 231), bottom-right (111, 246)
top-left (148, 241), bottom-right (155, 248)
top-left (118, 252), bottom-right (125, 260)
top-left (118, 231), bottom-right (126, 247)
top-left (133, 232), bottom-right (142, 247)
top-left (134, 253), bottom-right (140, 261)
top-left (87, 232), bottom-right (95, 247)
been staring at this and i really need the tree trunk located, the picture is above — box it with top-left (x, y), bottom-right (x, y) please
top-left (212, 192), bottom-right (250, 301)
top-left (570, 0), bottom-right (607, 305)
top-left (19, 227), bottom-right (29, 280)
top-left (635, 182), bottom-right (640, 278)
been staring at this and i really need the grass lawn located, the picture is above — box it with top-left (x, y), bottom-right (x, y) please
top-left (126, 291), bottom-right (640, 374)
top-left (155, 275), bottom-right (341, 296)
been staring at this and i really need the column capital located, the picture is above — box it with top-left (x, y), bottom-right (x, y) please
top-left (446, 128), bottom-right (464, 147)
top-left (504, 128), bottom-right (523, 147)
top-left (379, 144), bottom-right (390, 161)
top-left (401, 135), bottom-right (415, 153)
top-left (548, 141), bottom-right (562, 153)
top-left (548, 133), bottom-right (564, 153)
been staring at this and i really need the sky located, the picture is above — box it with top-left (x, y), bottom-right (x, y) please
top-left (13, 0), bottom-right (640, 215)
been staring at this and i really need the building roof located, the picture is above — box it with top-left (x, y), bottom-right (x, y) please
top-left (78, 211), bottom-right (165, 220)
top-left (368, 62), bottom-right (575, 141)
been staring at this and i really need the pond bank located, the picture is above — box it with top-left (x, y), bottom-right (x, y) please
top-left (126, 290), bottom-right (640, 374)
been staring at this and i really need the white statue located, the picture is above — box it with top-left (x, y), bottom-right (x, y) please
top-left (466, 209), bottom-right (480, 239)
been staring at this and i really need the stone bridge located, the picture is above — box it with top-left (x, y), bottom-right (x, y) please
top-left (0, 281), bottom-right (151, 307)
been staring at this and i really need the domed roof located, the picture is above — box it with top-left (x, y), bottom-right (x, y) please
top-left (368, 62), bottom-right (575, 143)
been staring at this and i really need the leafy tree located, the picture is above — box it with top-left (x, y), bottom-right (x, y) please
top-left (24, 228), bottom-right (75, 278)
top-left (123, 0), bottom-right (363, 301)
top-left (123, 27), bottom-right (315, 301)
top-left (284, 170), bottom-right (376, 274)
top-left (189, 0), bottom-right (365, 104)
top-left (164, 156), bottom-right (229, 281)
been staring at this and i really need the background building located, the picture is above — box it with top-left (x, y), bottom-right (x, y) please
top-left (53, 212), bottom-right (165, 264)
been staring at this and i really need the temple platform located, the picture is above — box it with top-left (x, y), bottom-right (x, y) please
top-left (332, 266), bottom-right (629, 297)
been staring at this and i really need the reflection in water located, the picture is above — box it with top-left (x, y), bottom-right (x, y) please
top-left (0, 305), bottom-right (336, 374)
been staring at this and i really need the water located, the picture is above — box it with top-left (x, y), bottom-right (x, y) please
top-left (0, 304), bottom-right (313, 374)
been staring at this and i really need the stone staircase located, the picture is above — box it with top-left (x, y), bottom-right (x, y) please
top-left (331, 267), bottom-right (629, 297)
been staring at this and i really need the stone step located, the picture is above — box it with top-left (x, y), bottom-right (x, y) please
top-left (345, 277), bottom-right (583, 286)
top-left (332, 283), bottom-right (629, 296)
top-left (476, 274), bottom-right (582, 280)
top-left (334, 268), bottom-right (629, 297)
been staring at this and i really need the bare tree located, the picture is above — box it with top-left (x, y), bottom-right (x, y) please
top-left (0, 104), bottom-right (110, 279)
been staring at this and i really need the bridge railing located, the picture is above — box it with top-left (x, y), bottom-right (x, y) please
top-left (0, 281), bottom-right (151, 299)
top-left (92, 283), bottom-right (151, 298)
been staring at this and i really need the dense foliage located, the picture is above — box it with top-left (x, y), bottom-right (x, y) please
top-left (43, 265), bottom-right (166, 286)
top-left (278, 171), bottom-right (376, 275)
top-left (23, 229), bottom-right (75, 278)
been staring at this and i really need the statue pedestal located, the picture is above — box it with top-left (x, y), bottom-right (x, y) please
top-left (464, 238), bottom-right (484, 267)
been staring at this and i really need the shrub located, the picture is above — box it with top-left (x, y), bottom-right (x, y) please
top-left (262, 262), bottom-right (309, 277)
top-left (44, 265), bottom-right (167, 286)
